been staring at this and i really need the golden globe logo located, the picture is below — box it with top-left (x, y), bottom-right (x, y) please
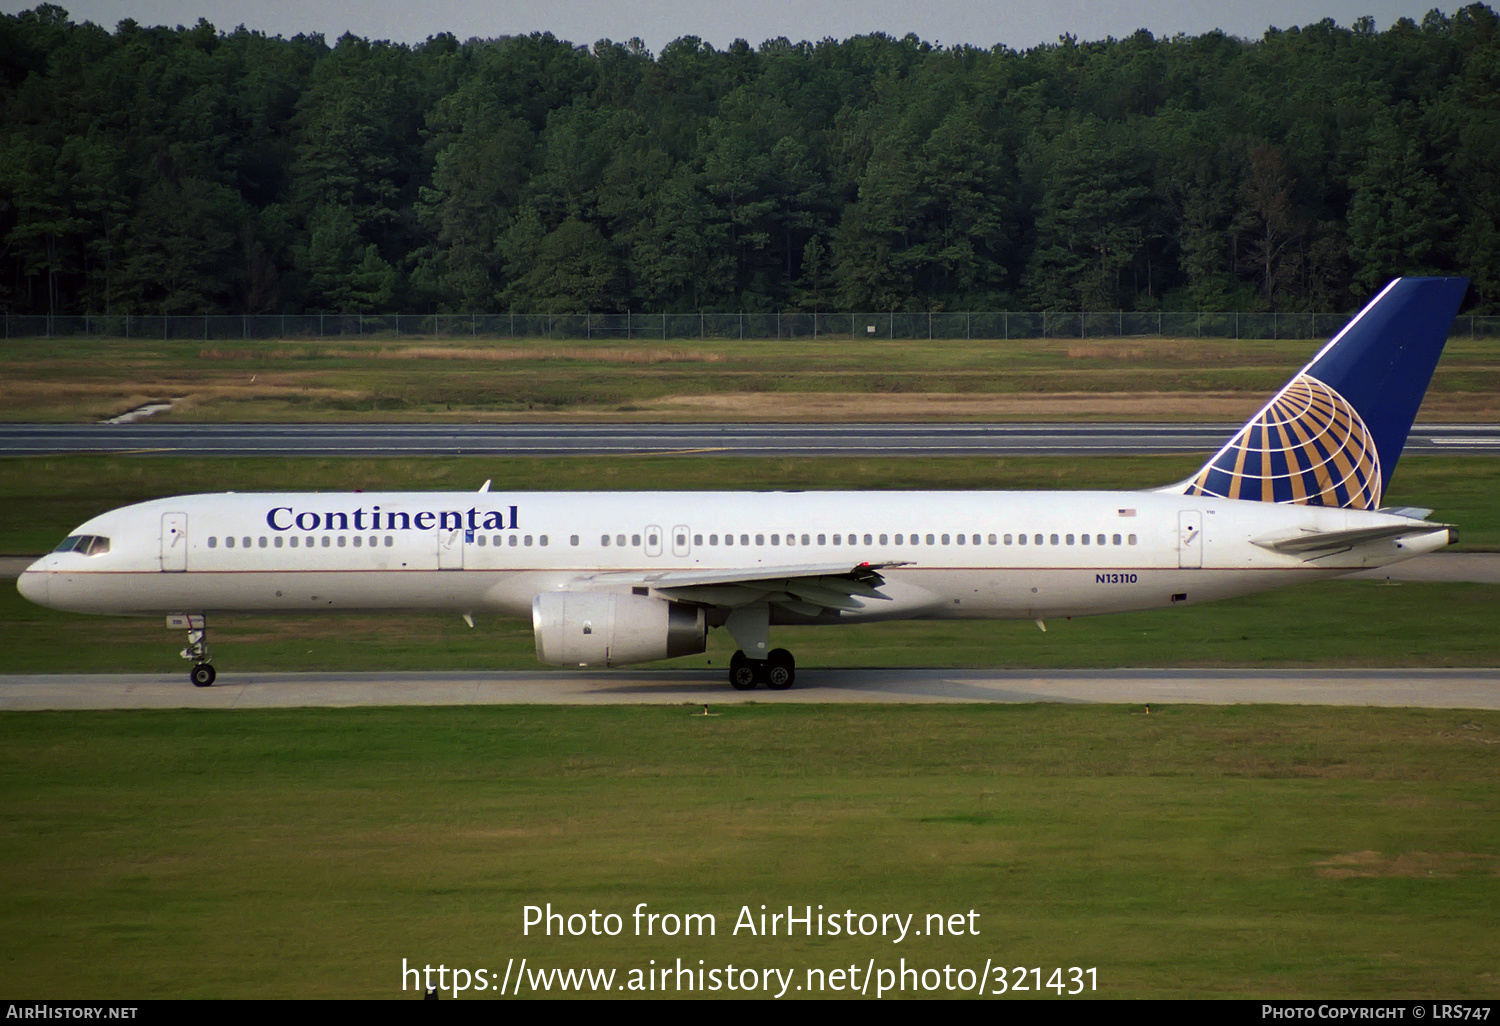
top-left (1187, 375), bottom-right (1381, 509)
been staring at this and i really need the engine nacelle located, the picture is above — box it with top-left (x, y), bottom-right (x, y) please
top-left (532, 591), bottom-right (706, 667)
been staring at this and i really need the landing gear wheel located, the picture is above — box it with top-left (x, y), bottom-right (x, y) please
top-left (190, 663), bottom-right (216, 688)
top-left (729, 651), bottom-right (758, 690)
top-left (765, 648), bottom-right (795, 690)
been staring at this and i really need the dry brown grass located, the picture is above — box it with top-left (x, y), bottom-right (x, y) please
top-left (375, 345), bottom-right (730, 363)
top-left (1314, 850), bottom-right (1500, 878)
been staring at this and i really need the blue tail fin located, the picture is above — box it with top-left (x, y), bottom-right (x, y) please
top-left (1181, 277), bottom-right (1468, 508)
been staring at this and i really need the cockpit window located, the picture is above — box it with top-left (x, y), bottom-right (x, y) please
top-left (52, 534), bottom-right (109, 555)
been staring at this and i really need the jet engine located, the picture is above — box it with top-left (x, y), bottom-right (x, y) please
top-left (532, 591), bottom-right (706, 667)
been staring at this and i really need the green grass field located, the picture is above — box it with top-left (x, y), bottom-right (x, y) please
top-left (3, 332), bottom-right (1496, 421)
top-left (2, 705), bottom-right (1496, 998)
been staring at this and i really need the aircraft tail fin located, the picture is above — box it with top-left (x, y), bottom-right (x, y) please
top-left (1178, 277), bottom-right (1468, 509)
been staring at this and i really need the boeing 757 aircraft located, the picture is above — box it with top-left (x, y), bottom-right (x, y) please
top-left (17, 277), bottom-right (1469, 690)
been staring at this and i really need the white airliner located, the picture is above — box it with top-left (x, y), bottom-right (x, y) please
top-left (17, 277), bottom-right (1470, 690)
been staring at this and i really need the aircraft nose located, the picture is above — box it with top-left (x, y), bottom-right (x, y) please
top-left (16, 567), bottom-right (49, 607)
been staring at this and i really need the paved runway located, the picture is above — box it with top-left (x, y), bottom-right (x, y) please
top-left (4, 421), bottom-right (1499, 456)
top-left (2, 667), bottom-right (1497, 710)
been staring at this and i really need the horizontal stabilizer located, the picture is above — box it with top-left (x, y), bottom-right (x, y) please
top-left (1252, 522), bottom-right (1452, 554)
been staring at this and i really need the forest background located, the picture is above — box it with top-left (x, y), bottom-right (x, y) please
top-left (3, 2), bottom-right (1499, 319)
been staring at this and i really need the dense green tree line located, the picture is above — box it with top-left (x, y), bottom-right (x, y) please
top-left (2, 3), bottom-right (1498, 315)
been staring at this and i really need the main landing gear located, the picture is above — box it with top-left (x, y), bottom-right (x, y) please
top-left (729, 648), bottom-right (796, 690)
top-left (724, 603), bottom-right (796, 690)
top-left (170, 614), bottom-right (216, 687)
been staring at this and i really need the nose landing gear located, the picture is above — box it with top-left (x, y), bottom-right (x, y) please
top-left (169, 614), bottom-right (215, 687)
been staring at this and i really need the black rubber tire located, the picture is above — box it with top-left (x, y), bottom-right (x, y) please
top-left (190, 663), bottom-right (216, 688)
top-left (765, 649), bottom-right (795, 690)
top-left (729, 651), bottom-right (758, 690)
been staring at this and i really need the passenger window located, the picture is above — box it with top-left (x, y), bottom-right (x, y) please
top-left (863, 534), bottom-right (873, 545)
top-left (476, 536), bottom-right (486, 546)
top-left (353, 536), bottom-right (362, 547)
top-left (243, 537), bottom-right (251, 548)
top-left (723, 534), bottom-right (732, 546)
top-left (631, 534), bottom-right (641, 547)
top-left (337, 536), bottom-right (346, 547)
top-left (1097, 534), bottom-right (1106, 545)
top-left (941, 534), bottom-right (950, 545)
top-left (879, 534), bottom-right (888, 545)
top-left (510, 535), bottom-right (519, 547)
top-left (259, 537), bottom-right (267, 548)
top-left (693, 534), bottom-right (702, 546)
top-left (208, 537), bottom-right (218, 548)
top-left (617, 535), bottom-right (626, 547)
top-left (524, 536), bottom-right (533, 546)
top-left (274, 536), bottom-right (283, 548)
top-left (817, 534), bottom-right (825, 545)
top-left (832, 534), bottom-right (841, 545)
top-left (801, 534), bottom-right (810, 546)
top-left (1034, 534), bottom-right (1043, 545)
top-left (709, 534), bottom-right (718, 545)
top-left (1050, 534), bottom-right (1059, 545)
top-left (571, 535), bottom-right (580, 546)
top-left (1004, 534), bottom-right (1012, 545)
top-left (756, 534), bottom-right (765, 545)
top-left (772, 534), bottom-right (780, 545)
top-left (741, 535), bottom-right (749, 546)
top-left (385, 536), bottom-right (393, 546)
top-left (602, 535), bottom-right (610, 547)
top-left (1113, 534), bottom-right (1122, 545)
top-left (1128, 534), bottom-right (1137, 545)
top-left (1018, 534), bottom-right (1027, 545)
top-left (322, 536), bottom-right (331, 547)
top-left (895, 534), bottom-right (903, 545)
top-left (988, 534), bottom-right (997, 545)
top-left (1066, 534), bottom-right (1074, 545)
top-left (289, 537), bottom-right (297, 548)
top-left (956, 534), bottom-right (965, 545)
top-left (1081, 534), bottom-right (1090, 545)
top-left (540, 536), bottom-right (548, 546)
top-left (925, 534), bottom-right (935, 545)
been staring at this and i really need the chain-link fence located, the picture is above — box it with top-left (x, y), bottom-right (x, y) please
top-left (6, 310), bottom-right (1500, 341)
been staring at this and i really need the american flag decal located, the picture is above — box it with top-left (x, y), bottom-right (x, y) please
top-left (1184, 375), bottom-right (1381, 509)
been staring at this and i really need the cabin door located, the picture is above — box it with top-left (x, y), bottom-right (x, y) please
top-left (1178, 511), bottom-right (1203, 569)
top-left (161, 513), bottom-right (188, 572)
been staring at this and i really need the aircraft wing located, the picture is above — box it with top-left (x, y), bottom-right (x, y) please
top-left (1252, 522), bottom-right (1454, 555)
top-left (573, 561), bottom-right (904, 614)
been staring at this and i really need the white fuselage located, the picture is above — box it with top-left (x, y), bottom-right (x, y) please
top-left (16, 489), bottom-right (1450, 624)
